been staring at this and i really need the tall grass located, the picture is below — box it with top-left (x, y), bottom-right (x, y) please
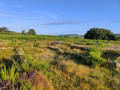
top-left (1, 66), bottom-right (18, 83)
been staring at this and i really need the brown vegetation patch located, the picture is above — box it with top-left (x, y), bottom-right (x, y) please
top-left (30, 72), bottom-right (53, 90)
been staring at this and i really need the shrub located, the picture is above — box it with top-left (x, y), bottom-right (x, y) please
top-left (27, 29), bottom-right (36, 35)
top-left (74, 41), bottom-right (107, 47)
top-left (21, 30), bottom-right (26, 34)
top-left (84, 47), bottom-right (106, 67)
top-left (33, 42), bottom-right (40, 47)
top-left (74, 41), bottom-right (80, 44)
top-left (115, 35), bottom-right (120, 40)
top-left (96, 41), bottom-right (106, 47)
top-left (11, 39), bottom-right (18, 45)
top-left (84, 28), bottom-right (115, 40)
top-left (30, 72), bottom-right (53, 90)
top-left (0, 27), bottom-right (9, 32)
top-left (13, 54), bottom-right (49, 72)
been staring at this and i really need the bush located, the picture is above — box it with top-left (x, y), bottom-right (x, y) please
top-left (0, 27), bottom-right (9, 32)
top-left (13, 54), bottom-right (49, 72)
top-left (84, 47), bottom-right (106, 67)
top-left (74, 41), bottom-right (107, 47)
top-left (84, 28), bottom-right (115, 40)
top-left (21, 30), bottom-right (26, 34)
top-left (11, 39), bottom-right (18, 45)
top-left (27, 29), bottom-right (36, 35)
top-left (33, 42), bottom-right (40, 47)
top-left (0, 54), bottom-right (50, 89)
top-left (115, 35), bottom-right (120, 40)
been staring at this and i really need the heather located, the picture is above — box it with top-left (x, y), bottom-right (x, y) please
top-left (0, 33), bottom-right (120, 89)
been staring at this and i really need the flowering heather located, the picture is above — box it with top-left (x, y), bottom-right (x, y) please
top-left (0, 80), bottom-right (19, 90)
top-left (51, 41), bottom-right (63, 45)
top-left (0, 72), bottom-right (36, 90)
top-left (1, 54), bottom-right (52, 89)
top-left (19, 74), bottom-right (28, 80)
top-left (27, 71), bottom-right (35, 78)
top-left (30, 72), bottom-right (52, 89)
top-left (16, 58), bottom-right (21, 63)
top-left (0, 80), bottom-right (8, 87)
top-left (18, 71), bottom-right (53, 89)
top-left (19, 71), bottom-right (35, 79)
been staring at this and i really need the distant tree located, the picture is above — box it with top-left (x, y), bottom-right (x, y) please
top-left (21, 30), bottom-right (26, 34)
top-left (115, 35), bottom-right (120, 40)
top-left (27, 29), bottom-right (36, 35)
top-left (65, 35), bottom-right (69, 38)
top-left (84, 28), bottom-right (115, 40)
top-left (0, 27), bottom-right (9, 32)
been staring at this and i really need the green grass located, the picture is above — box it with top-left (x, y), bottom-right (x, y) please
top-left (0, 34), bottom-right (120, 89)
top-left (1, 65), bottom-right (18, 83)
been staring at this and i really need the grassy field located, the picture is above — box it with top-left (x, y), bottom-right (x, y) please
top-left (0, 35), bottom-right (120, 90)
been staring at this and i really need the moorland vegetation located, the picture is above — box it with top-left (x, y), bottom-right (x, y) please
top-left (0, 27), bottom-right (120, 89)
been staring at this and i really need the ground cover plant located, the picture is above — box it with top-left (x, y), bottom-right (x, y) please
top-left (0, 33), bottom-right (120, 90)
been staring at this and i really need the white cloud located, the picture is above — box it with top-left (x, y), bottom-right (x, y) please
top-left (35, 10), bottom-right (58, 19)
top-left (43, 21), bottom-right (81, 25)
top-left (30, 16), bottom-right (47, 19)
top-left (0, 13), bottom-right (20, 17)
top-left (0, 12), bottom-right (53, 19)
top-left (49, 14), bottom-right (58, 19)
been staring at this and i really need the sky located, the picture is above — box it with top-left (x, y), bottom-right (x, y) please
top-left (0, 0), bottom-right (120, 35)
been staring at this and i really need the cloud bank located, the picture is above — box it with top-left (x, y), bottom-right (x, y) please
top-left (43, 21), bottom-right (81, 25)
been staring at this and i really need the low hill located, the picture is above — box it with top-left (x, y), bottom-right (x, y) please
top-left (0, 27), bottom-right (21, 35)
top-left (0, 31), bottom-right (21, 35)
top-left (58, 34), bottom-right (84, 38)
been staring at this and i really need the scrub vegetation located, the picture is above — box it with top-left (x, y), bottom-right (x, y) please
top-left (0, 27), bottom-right (120, 90)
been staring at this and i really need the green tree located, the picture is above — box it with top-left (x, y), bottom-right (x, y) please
top-left (84, 28), bottom-right (115, 40)
top-left (27, 29), bottom-right (36, 35)
top-left (115, 35), bottom-right (120, 40)
top-left (0, 27), bottom-right (9, 32)
top-left (21, 30), bottom-right (26, 34)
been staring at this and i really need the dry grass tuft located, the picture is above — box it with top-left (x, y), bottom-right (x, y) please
top-left (60, 60), bottom-right (91, 78)
top-left (30, 72), bottom-right (53, 90)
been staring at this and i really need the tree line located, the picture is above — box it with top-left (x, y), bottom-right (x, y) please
top-left (21, 29), bottom-right (36, 35)
top-left (0, 27), bottom-right (36, 35)
top-left (0, 27), bottom-right (120, 40)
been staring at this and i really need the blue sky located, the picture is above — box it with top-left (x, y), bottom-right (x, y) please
top-left (0, 0), bottom-right (120, 35)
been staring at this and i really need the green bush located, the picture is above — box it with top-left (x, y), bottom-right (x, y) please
top-left (75, 40), bottom-right (107, 47)
top-left (96, 41), bottom-right (107, 47)
top-left (0, 27), bottom-right (9, 32)
top-left (84, 28), bottom-right (115, 40)
top-left (74, 41), bottom-right (80, 44)
top-left (13, 54), bottom-right (49, 72)
top-left (84, 47), bottom-right (106, 67)
top-left (11, 39), bottom-right (18, 45)
top-left (0, 54), bottom-right (50, 89)
top-left (27, 29), bottom-right (36, 35)
top-left (33, 42), bottom-right (40, 47)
